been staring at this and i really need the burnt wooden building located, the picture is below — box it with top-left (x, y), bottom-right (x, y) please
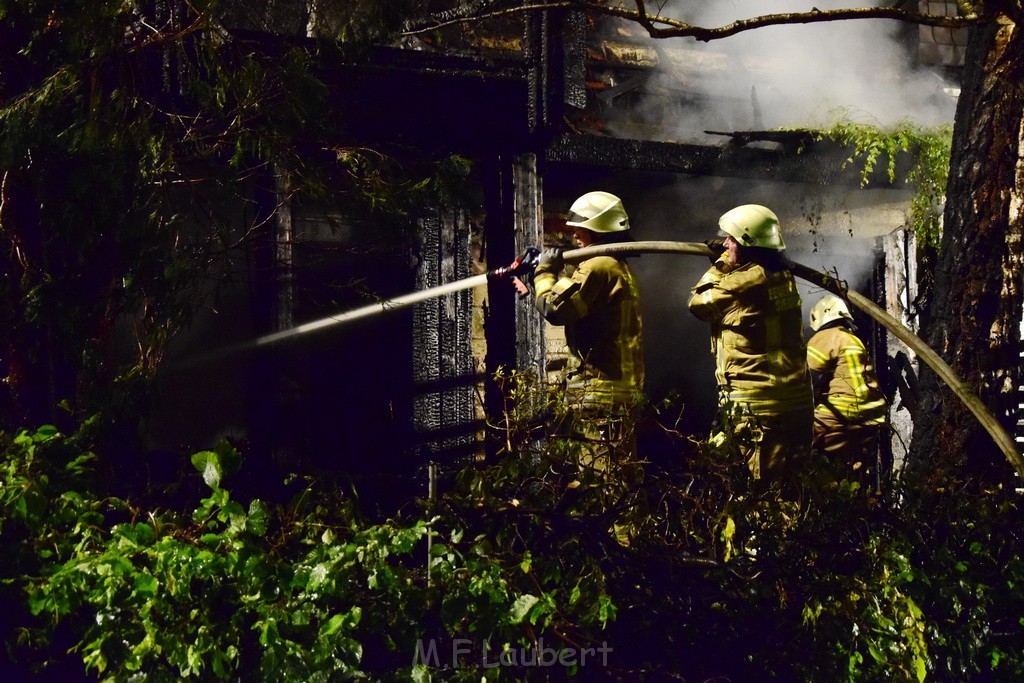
top-left (154, 2), bottom-right (968, 502)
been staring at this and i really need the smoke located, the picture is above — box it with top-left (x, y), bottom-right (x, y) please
top-left (608, 0), bottom-right (958, 140)
top-left (556, 2), bottom-right (957, 430)
top-left (604, 173), bottom-right (898, 430)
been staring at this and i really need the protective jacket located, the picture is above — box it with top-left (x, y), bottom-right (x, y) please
top-left (534, 255), bottom-right (644, 407)
top-left (806, 323), bottom-right (887, 426)
top-left (688, 259), bottom-right (812, 415)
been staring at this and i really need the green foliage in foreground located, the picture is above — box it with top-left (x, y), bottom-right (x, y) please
top-left (1, 405), bottom-right (1023, 681)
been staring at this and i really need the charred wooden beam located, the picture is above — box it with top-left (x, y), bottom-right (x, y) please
top-left (704, 128), bottom-right (817, 152)
top-left (546, 132), bottom-right (901, 187)
top-left (562, 9), bottom-right (589, 110)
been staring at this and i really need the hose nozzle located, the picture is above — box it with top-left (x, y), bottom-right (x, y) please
top-left (488, 247), bottom-right (541, 298)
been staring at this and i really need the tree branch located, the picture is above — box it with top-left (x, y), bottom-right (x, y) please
top-left (402, 1), bottom-right (981, 41)
top-left (403, 1), bottom-right (574, 36)
top-left (617, 2), bottom-right (981, 41)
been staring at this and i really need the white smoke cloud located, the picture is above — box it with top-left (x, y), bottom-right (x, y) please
top-left (619, 0), bottom-right (958, 139)
top-left (587, 3), bottom-right (954, 428)
top-left (619, 173), bottom-right (893, 425)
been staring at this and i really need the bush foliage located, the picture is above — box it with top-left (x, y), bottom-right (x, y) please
top-left (2, 380), bottom-right (1023, 681)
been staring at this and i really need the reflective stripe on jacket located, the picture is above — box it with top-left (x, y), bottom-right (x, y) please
top-left (534, 255), bottom-right (644, 406)
top-left (807, 325), bottom-right (887, 425)
top-left (688, 259), bottom-right (812, 415)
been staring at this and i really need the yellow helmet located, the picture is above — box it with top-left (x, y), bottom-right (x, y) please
top-left (809, 293), bottom-right (854, 332)
top-left (566, 191), bottom-right (630, 233)
top-left (718, 204), bottom-right (785, 250)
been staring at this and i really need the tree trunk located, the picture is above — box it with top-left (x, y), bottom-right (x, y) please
top-left (909, 16), bottom-right (1024, 485)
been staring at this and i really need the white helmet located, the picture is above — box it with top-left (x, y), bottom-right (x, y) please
top-left (809, 294), bottom-right (854, 331)
top-left (566, 191), bottom-right (630, 233)
top-left (718, 204), bottom-right (785, 250)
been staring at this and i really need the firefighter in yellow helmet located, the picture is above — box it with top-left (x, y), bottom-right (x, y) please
top-left (533, 191), bottom-right (644, 462)
top-left (688, 204), bottom-right (813, 490)
top-left (806, 293), bottom-right (888, 489)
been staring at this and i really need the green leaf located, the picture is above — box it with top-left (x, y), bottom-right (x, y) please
top-left (308, 563), bottom-right (329, 590)
top-left (721, 515), bottom-right (736, 563)
top-left (258, 618), bottom-right (279, 647)
top-left (199, 533), bottom-right (221, 546)
top-left (509, 594), bottom-right (539, 624)
top-left (134, 573), bottom-right (159, 597)
top-left (597, 594), bottom-right (617, 628)
top-left (133, 522), bottom-right (156, 545)
top-left (321, 607), bottom-right (361, 636)
top-left (322, 613), bottom-right (348, 636)
top-left (34, 424), bottom-right (59, 440)
top-left (247, 500), bottom-right (269, 536)
top-left (191, 450), bottom-right (223, 490)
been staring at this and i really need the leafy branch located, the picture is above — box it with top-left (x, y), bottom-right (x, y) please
top-left (812, 118), bottom-right (952, 246)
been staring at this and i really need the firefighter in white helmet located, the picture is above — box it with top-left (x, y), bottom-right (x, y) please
top-left (807, 293), bottom-right (888, 490)
top-left (533, 190), bottom-right (645, 463)
top-left (688, 204), bottom-right (813, 492)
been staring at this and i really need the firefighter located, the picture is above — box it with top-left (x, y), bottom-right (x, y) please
top-left (806, 293), bottom-right (888, 490)
top-left (533, 190), bottom-right (645, 463)
top-left (534, 191), bottom-right (645, 545)
top-left (688, 204), bottom-right (813, 490)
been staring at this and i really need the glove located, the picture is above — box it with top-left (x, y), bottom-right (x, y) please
top-left (536, 247), bottom-right (564, 275)
top-left (704, 239), bottom-right (726, 263)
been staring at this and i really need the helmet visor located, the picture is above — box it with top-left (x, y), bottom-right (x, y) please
top-left (717, 226), bottom-right (754, 245)
top-left (566, 210), bottom-right (593, 225)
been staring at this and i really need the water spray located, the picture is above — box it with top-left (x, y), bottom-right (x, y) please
top-left (228, 241), bottom-right (1021, 476)
top-left (250, 248), bottom-right (541, 348)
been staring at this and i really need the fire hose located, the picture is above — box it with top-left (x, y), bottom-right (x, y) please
top-left (249, 240), bottom-right (1022, 476)
top-left (561, 241), bottom-right (1024, 478)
